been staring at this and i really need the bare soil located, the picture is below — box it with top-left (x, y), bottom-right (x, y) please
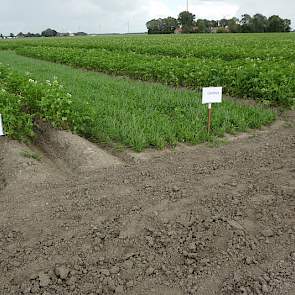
top-left (0, 112), bottom-right (294, 295)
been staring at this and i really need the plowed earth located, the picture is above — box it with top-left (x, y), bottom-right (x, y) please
top-left (0, 112), bottom-right (294, 295)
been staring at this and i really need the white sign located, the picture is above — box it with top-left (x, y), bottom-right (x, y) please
top-left (202, 87), bottom-right (223, 105)
top-left (0, 114), bottom-right (4, 136)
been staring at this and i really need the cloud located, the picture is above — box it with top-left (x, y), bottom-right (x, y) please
top-left (0, 0), bottom-right (293, 35)
top-left (181, 1), bottom-right (240, 20)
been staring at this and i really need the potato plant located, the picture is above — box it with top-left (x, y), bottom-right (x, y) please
top-left (0, 63), bottom-right (75, 141)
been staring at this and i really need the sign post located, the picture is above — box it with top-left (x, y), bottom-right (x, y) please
top-left (0, 114), bottom-right (4, 137)
top-left (202, 87), bottom-right (223, 133)
top-left (207, 103), bottom-right (212, 133)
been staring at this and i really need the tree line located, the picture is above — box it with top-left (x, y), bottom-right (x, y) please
top-left (0, 28), bottom-right (87, 39)
top-left (146, 11), bottom-right (292, 34)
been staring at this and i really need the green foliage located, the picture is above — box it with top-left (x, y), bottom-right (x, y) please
top-left (1, 33), bottom-right (294, 61)
top-left (41, 28), bottom-right (58, 37)
top-left (1, 34), bottom-right (294, 107)
top-left (146, 12), bottom-right (291, 34)
top-left (267, 16), bottom-right (291, 33)
top-left (227, 18), bottom-right (241, 33)
top-left (0, 89), bottom-right (34, 141)
top-left (0, 63), bottom-right (75, 141)
top-left (251, 14), bottom-right (268, 33)
top-left (11, 39), bottom-right (295, 107)
top-left (146, 17), bottom-right (178, 34)
top-left (178, 11), bottom-right (196, 33)
top-left (0, 51), bottom-right (276, 151)
top-left (196, 19), bottom-right (212, 33)
top-left (20, 150), bottom-right (42, 161)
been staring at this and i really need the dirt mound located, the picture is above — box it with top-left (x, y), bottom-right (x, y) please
top-left (0, 112), bottom-right (294, 295)
top-left (0, 138), bottom-right (65, 190)
top-left (36, 127), bottom-right (122, 173)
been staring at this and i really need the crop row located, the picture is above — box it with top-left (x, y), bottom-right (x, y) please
top-left (16, 46), bottom-right (295, 106)
top-left (1, 34), bottom-right (295, 61)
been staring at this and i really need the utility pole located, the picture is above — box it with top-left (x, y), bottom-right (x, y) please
top-left (128, 21), bottom-right (130, 34)
top-left (186, 0), bottom-right (189, 11)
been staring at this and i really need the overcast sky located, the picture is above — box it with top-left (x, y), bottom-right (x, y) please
top-left (0, 0), bottom-right (294, 35)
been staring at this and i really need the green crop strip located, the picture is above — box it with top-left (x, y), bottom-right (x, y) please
top-left (14, 45), bottom-right (295, 107)
top-left (0, 51), bottom-right (276, 151)
top-left (1, 33), bottom-right (295, 61)
top-left (1, 34), bottom-right (294, 107)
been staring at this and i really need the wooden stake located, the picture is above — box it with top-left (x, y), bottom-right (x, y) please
top-left (207, 103), bottom-right (212, 133)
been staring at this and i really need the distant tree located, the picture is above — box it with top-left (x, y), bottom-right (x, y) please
top-left (16, 32), bottom-right (24, 38)
top-left (251, 14), bottom-right (268, 32)
top-left (196, 19), bottom-right (208, 33)
top-left (205, 20), bottom-right (215, 31)
top-left (283, 19), bottom-right (291, 32)
top-left (228, 17), bottom-right (241, 33)
top-left (267, 15), bottom-right (285, 32)
top-left (163, 17), bottom-right (179, 33)
top-left (74, 32), bottom-right (88, 36)
top-left (41, 28), bottom-right (58, 37)
top-left (9, 33), bottom-right (15, 38)
top-left (24, 32), bottom-right (35, 37)
top-left (219, 19), bottom-right (229, 28)
top-left (0, 34), bottom-right (3, 39)
top-left (147, 11), bottom-right (291, 34)
top-left (146, 19), bottom-right (160, 34)
top-left (240, 14), bottom-right (252, 26)
top-left (196, 19), bottom-right (215, 33)
top-left (240, 14), bottom-right (253, 32)
top-left (178, 11), bottom-right (196, 33)
top-left (146, 17), bottom-right (178, 34)
top-left (210, 20), bottom-right (219, 28)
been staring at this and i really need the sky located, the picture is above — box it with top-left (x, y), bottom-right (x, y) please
top-left (0, 0), bottom-right (294, 35)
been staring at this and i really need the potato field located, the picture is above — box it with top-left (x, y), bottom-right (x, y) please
top-left (0, 33), bottom-right (294, 150)
top-left (1, 33), bottom-right (295, 105)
